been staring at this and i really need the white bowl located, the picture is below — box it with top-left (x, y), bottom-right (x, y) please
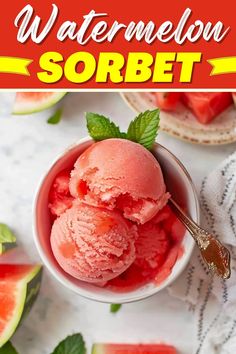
top-left (33, 138), bottom-right (200, 303)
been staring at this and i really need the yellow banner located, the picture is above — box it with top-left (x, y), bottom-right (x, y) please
top-left (208, 57), bottom-right (236, 76)
top-left (0, 57), bottom-right (32, 76)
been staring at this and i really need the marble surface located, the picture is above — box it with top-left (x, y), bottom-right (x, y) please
top-left (0, 92), bottom-right (236, 354)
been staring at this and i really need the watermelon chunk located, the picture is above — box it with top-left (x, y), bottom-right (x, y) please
top-left (13, 92), bottom-right (66, 115)
top-left (92, 343), bottom-right (178, 354)
top-left (49, 169), bottom-right (74, 217)
top-left (0, 264), bottom-right (42, 347)
top-left (155, 93), bottom-right (181, 111)
top-left (182, 92), bottom-right (233, 124)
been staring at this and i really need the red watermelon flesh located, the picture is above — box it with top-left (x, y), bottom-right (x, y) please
top-left (49, 169), bottom-right (74, 217)
top-left (0, 264), bottom-right (36, 281)
top-left (92, 343), bottom-right (178, 354)
top-left (155, 93), bottom-right (181, 111)
top-left (182, 92), bottom-right (232, 124)
top-left (16, 92), bottom-right (54, 101)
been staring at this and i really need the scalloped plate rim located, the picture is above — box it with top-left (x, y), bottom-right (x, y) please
top-left (120, 92), bottom-right (236, 146)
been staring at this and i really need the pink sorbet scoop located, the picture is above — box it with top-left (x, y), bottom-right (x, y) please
top-left (50, 201), bottom-right (138, 283)
top-left (69, 139), bottom-right (170, 224)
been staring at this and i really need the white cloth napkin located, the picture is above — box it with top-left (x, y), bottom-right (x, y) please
top-left (169, 152), bottom-right (236, 354)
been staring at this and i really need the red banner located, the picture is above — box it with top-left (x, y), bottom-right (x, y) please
top-left (1, 0), bottom-right (236, 89)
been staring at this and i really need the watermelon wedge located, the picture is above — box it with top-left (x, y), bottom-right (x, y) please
top-left (155, 93), bottom-right (181, 111)
top-left (13, 92), bottom-right (66, 115)
top-left (181, 92), bottom-right (233, 124)
top-left (0, 264), bottom-right (42, 348)
top-left (92, 344), bottom-right (178, 354)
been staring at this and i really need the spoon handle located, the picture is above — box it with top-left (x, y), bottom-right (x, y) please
top-left (169, 198), bottom-right (231, 279)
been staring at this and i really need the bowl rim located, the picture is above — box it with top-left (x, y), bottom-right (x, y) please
top-left (33, 137), bottom-right (200, 303)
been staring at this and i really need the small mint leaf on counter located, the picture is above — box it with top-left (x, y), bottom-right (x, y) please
top-left (86, 112), bottom-right (126, 140)
top-left (0, 223), bottom-right (16, 254)
top-left (127, 109), bottom-right (160, 150)
top-left (0, 342), bottom-right (19, 354)
top-left (51, 333), bottom-right (86, 354)
top-left (110, 303), bottom-right (122, 313)
top-left (47, 109), bottom-right (63, 125)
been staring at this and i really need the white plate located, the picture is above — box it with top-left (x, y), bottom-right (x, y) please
top-left (121, 92), bottom-right (236, 145)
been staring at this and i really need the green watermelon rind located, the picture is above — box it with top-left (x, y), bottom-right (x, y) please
top-left (0, 265), bottom-right (42, 348)
top-left (12, 92), bottom-right (67, 115)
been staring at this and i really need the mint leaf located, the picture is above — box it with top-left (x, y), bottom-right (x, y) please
top-left (127, 109), bottom-right (160, 150)
top-left (0, 223), bottom-right (16, 254)
top-left (110, 303), bottom-right (122, 313)
top-left (86, 112), bottom-right (126, 141)
top-left (0, 223), bottom-right (16, 243)
top-left (51, 334), bottom-right (86, 354)
top-left (0, 342), bottom-right (18, 354)
top-left (47, 109), bottom-right (63, 125)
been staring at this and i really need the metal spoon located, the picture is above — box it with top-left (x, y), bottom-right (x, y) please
top-left (169, 197), bottom-right (231, 279)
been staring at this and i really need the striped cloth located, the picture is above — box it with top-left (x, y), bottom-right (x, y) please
top-left (169, 152), bottom-right (236, 354)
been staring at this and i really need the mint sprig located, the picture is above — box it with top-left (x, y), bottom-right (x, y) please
top-left (86, 109), bottom-right (160, 150)
top-left (0, 223), bottom-right (16, 255)
top-left (0, 342), bottom-right (18, 354)
top-left (127, 109), bottom-right (160, 150)
top-left (86, 112), bottom-right (125, 140)
top-left (110, 303), bottom-right (122, 313)
top-left (47, 109), bottom-right (63, 125)
top-left (51, 333), bottom-right (86, 354)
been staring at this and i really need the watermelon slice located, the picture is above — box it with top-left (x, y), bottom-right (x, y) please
top-left (155, 93), bottom-right (181, 111)
top-left (182, 92), bottom-right (233, 124)
top-left (92, 344), bottom-right (178, 354)
top-left (0, 264), bottom-right (42, 347)
top-left (13, 92), bottom-right (66, 115)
